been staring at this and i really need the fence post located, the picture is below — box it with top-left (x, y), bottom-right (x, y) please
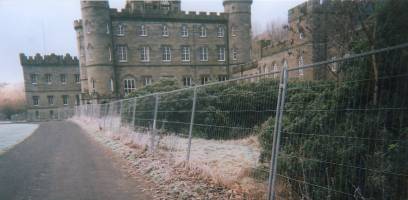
top-left (151, 94), bottom-right (160, 153)
top-left (132, 98), bottom-right (137, 129)
top-left (267, 62), bottom-right (289, 200)
top-left (186, 87), bottom-right (197, 162)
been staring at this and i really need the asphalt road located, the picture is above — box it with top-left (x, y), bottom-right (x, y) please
top-left (0, 121), bottom-right (152, 200)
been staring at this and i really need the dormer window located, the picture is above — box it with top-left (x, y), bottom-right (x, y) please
top-left (200, 25), bottom-right (207, 37)
top-left (162, 25), bottom-right (169, 36)
top-left (140, 25), bottom-right (147, 36)
top-left (117, 24), bottom-right (125, 36)
top-left (181, 25), bottom-right (188, 37)
top-left (217, 26), bottom-right (224, 38)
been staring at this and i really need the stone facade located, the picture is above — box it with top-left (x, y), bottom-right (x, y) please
top-left (75, 0), bottom-right (253, 104)
top-left (20, 54), bottom-right (81, 121)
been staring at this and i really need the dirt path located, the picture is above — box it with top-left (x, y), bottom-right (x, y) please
top-left (0, 121), bottom-right (152, 200)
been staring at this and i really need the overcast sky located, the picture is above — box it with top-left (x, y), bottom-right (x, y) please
top-left (0, 0), bottom-right (304, 84)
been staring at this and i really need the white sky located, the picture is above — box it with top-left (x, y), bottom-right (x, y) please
top-left (0, 0), bottom-right (304, 83)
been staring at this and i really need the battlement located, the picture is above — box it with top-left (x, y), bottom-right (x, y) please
top-left (20, 53), bottom-right (79, 66)
top-left (74, 19), bottom-right (82, 29)
top-left (110, 8), bottom-right (228, 22)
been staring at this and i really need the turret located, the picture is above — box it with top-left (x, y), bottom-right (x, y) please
top-left (74, 20), bottom-right (89, 101)
top-left (80, 0), bottom-right (116, 103)
top-left (224, 0), bottom-right (253, 65)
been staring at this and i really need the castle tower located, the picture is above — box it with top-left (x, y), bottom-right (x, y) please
top-left (80, 0), bottom-right (116, 103)
top-left (224, 0), bottom-right (253, 66)
top-left (74, 19), bottom-right (89, 104)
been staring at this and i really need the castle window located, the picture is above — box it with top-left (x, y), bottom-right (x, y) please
top-left (91, 79), bottom-right (96, 92)
top-left (199, 47), bottom-right (208, 61)
top-left (108, 47), bottom-right (112, 61)
top-left (60, 74), bottom-right (66, 84)
top-left (117, 24), bottom-right (125, 36)
top-left (181, 46), bottom-right (190, 62)
top-left (117, 45), bottom-right (128, 62)
top-left (124, 79), bottom-right (136, 96)
top-left (141, 46), bottom-right (150, 62)
top-left (217, 46), bottom-right (226, 61)
top-left (162, 46), bottom-right (171, 62)
top-left (181, 25), bottom-right (188, 37)
top-left (140, 25), bottom-right (147, 36)
top-left (32, 96), bottom-right (39, 106)
top-left (298, 56), bottom-right (304, 77)
top-left (231, 26), bottom-right (237, 37)
top-left (199, 25), bottom-right (207, 37)
top-left (75, 74), bottom-right (80, 84)
top-left (30, 74), bottom-right (38, 85)
top-left (62, 95), bottom-right (69, 106)
top-left (162, 25), bottom-right (169, 37)
top-left (218, 75), bottom-right (228, 82)
top-left (109, 79), bottom-right (114, 92)
top-left (106, 24), bottom-right (110, 34)
top-left (143, 76), bottom-right (152, 86)
top-left (232, 48), bottom-right (238, 60)
top-left (200, 75), bottom-right (210, 85)
top-left (183, 76), bottom-right (192, 87)
top-left (45, 74), bottom-right (52, 85)
top-left (76, 95), bottom-right (80, 106)
top-left (47, 96), bottom-right (54, 105)
top-left (217, 26), bottom-right (225, 38)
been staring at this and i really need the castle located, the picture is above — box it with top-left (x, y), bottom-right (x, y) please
top-left (75, 0), bottom-right (253, 104)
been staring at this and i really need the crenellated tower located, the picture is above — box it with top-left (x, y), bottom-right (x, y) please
top-left (80, 0), bottom-right (116, 104)
top-left (224, 0), bottom-right (253, 66)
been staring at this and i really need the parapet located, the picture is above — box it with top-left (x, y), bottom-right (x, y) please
top-left (20, 53), bottom-right (79, 66)
top-left (110, 8), bottom-right (228, 22)
top-left (74, 19), bottom-right (83, 29)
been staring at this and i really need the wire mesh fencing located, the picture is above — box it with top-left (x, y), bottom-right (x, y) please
top-left (71, 43), bottom-right (408, 200)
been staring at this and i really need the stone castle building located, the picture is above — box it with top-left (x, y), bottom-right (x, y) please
top-left (20, 54), bottom-right (81, 121)
top-left (75, 0), bottom-right (253, 104)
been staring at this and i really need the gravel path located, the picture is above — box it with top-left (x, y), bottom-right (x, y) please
top-left (0, 121), bottom-right (152, 200)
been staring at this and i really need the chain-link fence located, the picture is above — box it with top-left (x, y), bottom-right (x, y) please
top-left (71, 43), bottom-right (408, 199)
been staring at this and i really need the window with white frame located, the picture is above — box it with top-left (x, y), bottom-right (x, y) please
top-left (162, 46), bottom-right (171, 61)
top-left (232, 48), bottom-right (238, 60)
top-left (140, 25), bottom-right (147, 36)
top-left (60, 74), bottom-right (66, 84)
top-left (47, 95), bottom-right (54, 105)
top-left (162, 25), bottom-right (169, 36)
top-left (217, 46), bottom-right (225, 61)
top-left (140, 46), bottom-right (150, 62)
top-left (45, 74), bottom-right (52, 84)
top-left (62, 95), bottom-right (69, 106)
top-left (31, 74), bottom-right (38, 85)
top-left (199, 25), bottom-right (207, 37)
top-left (124, 79), bottom-right (136, 95)
top-left (32, 96), bottom-right (39, 106)
top-left (218, 75), bottom-right (228, 82)
top-left (217, 26), bottom-right (224, 37)
top-left (183, 76), bottom-right (192, 87)
top-left (200, 47), bottom-right (208, 61)
top-left (117, 24), bottom-right (125, 36)
top-left (181, 25), bottom-right (188, 37)
top-left (143, 76), bottom-right (152, 86)
top-left (75, 74), bottom-right (80, 84)
top-left (117, 45), bottom-right (128, 62)
top-left (298, 56), bottom-right (304, 76)
top-left (181, 46), bottom-right (190, 62)
top-left (201, 75), bottom-right (210, 85)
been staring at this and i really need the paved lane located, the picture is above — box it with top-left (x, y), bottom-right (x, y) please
top-left (0, 121), bottom-right (151, 200)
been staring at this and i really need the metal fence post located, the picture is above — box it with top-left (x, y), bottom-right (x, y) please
top-left (186, 87), bottom-right (197, 162)
top-left (132, 98), bottom-right (137, 129)
top-left (267, 62), bottom-right (289, 200)
top-left (151, 94), bottom-right (160, 153)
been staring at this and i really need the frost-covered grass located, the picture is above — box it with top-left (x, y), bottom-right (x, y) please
top-left (0, 123), bottom-right (39, 154)
top-left (71, 116), bottom-right (267, 198)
